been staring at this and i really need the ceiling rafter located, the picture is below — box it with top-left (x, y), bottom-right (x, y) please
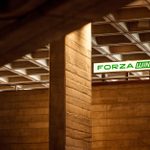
top-left (24, 54), bottom-right (49, 71)
top-left (92, 51), bottom-right (145, 57)
top-left (0, 46), bottom-right (50, 91)
top-left (104, 14), bottom-right (150, 57)
top-left (92, 37), bottom-right (122, 61)
top-left (3, 64), bottom-right (48, 89)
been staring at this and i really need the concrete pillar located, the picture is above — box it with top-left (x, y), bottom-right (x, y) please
top-left (50, 24), bottom-right (91, 150)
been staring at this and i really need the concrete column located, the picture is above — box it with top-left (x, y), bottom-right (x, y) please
top-left (50, 24), bottom-right (91, 150)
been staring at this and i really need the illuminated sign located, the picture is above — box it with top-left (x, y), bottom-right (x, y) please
top-left (93, 60), bottom-right (150, 73)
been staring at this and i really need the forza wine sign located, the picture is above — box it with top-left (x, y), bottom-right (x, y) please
top-left (93, 60), bottom-right (150, 73)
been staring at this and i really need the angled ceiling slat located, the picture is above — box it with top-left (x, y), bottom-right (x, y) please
top-left (1, 0), bottom-right (150, 89)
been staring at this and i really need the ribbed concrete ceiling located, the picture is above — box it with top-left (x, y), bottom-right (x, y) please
top-left (0, 47), bottom-right (49, 91)
top-left (92, 0), bottom-right (150, 83)
top-left (0, 0), bottom-right (150, 91)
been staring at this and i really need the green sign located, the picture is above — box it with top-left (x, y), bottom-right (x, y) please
top-left (93, 60), bottom-right (150, 73)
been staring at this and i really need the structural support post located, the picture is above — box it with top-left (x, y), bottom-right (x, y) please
top-left (50, 23), bottom-right (91, 150)
top-left (50, 37), bottom-right (66, 150)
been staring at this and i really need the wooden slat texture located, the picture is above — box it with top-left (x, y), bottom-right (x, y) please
top-left (65, 24), bottom-right (92, 150)
top-left (92, 82), bottom-right (150, 150)
top-left (0, 89), bottom-right (49, 150)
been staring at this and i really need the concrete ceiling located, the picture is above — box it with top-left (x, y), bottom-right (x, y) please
top-left (0, 0), bottom-right (144, 91)
top-left (92, 0), bottom-right (150, 83)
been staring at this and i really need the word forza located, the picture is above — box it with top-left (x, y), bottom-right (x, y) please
top-left (93, 60), bottom-right (150, 73)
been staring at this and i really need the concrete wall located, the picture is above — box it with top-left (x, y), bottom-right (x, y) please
top-left (0, 89), bottom-right (49, 150)
top-left (92, 82), bottom-right (150, 150)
